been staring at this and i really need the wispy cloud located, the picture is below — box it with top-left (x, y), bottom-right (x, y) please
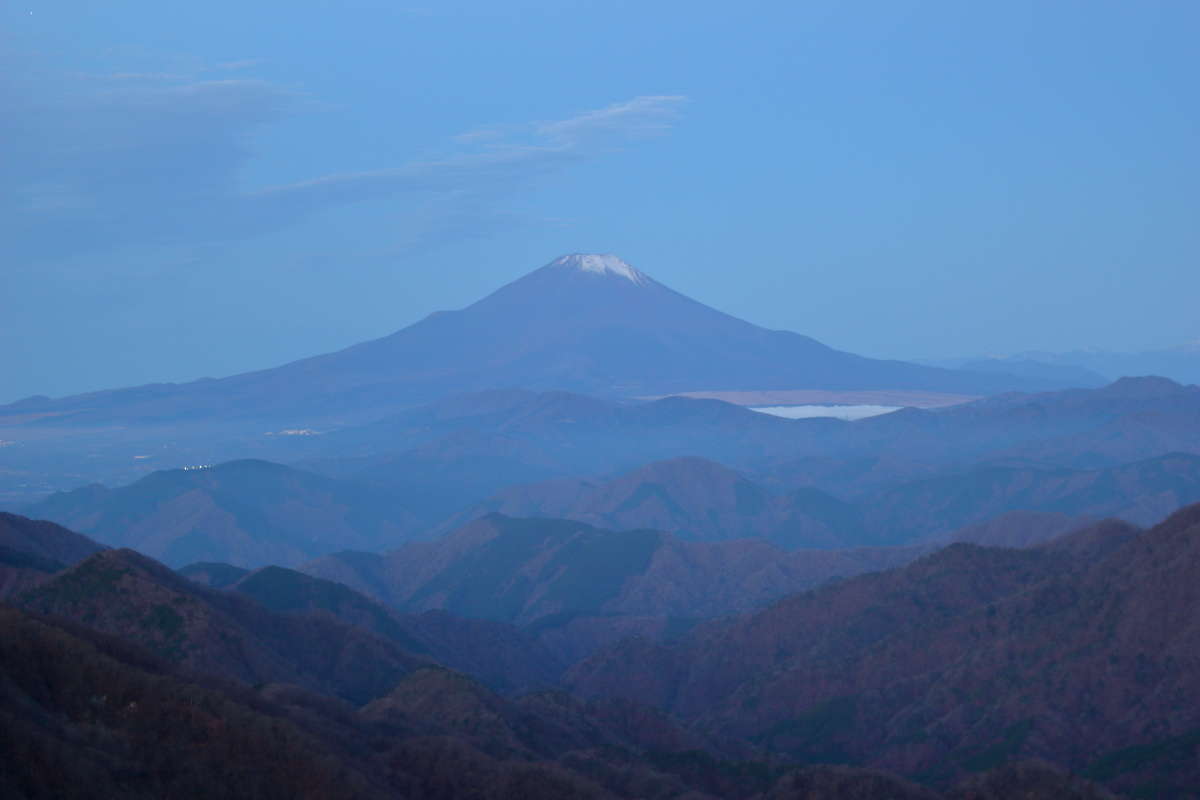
top-left (254, 95), bottom-right (687, 212)
top-left (212, 59), bottom-right (264, 72)
top-left (3, 65), bottom-right (687, 262)
top-left (537, 95), bottom-right (687, 146)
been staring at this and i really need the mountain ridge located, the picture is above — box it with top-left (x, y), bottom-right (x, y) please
top-left (0, 254), bottom-right (1062, 428)
top-left (564, 507), bottom-right (1200, 792)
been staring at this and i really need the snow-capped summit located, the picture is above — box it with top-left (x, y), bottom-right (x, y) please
top-left (550, 253), bottom-right (649, 285)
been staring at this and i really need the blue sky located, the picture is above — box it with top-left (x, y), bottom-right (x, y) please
top-left (4, 0), bottom-right (1198, 402)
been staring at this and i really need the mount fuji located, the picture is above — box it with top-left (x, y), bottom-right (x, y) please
top-left (3, 254), bottom-right (1048, 426)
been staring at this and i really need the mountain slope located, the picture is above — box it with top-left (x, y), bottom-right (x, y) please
top-left (862, 452), bottom-right (1200, 541)
top-left (567, 508), bottom-right (1200, 793)
top-left (760, 376), bottom-right (1200, 496)
top-left (23, 459), bottom-right (423, 567)
top-left (300, 513), bottom-right (932, 663)
top-left (301, 514), bottom-right (924, 626)
top-left (437, 449), bottom-right (1199, 549)
top-left (1, 599), bottom-right (1118, 800)
top-left (0, 604), bottom-right (386, 800)
top-left (441, 457), bottom-right (864, 547)
top-left (0, 511), bottom-right (105, 565)
top-left (0, 512), bottom-right (105, 598)
top-left (19, 548), bottom-right (435, 704)
top-left (0, 254), bottom-right (1044, 428)
top-left (229, 565), bottom-right (563, 692)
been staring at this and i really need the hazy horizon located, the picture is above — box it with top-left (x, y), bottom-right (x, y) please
top-left (6, 1), bottom-right (1199, 402)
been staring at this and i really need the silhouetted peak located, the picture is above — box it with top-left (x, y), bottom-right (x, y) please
top-left (1146, 500), bottom-right (1200, 541)
top-left (7, 394), bottom-right (51, 408)
top-left (1039, 518), bottom-right (1141, 561)
top-left (45, 547), bottom-right (193, 597)
top-left (178, 561), bottom-right (250, 589)
top-left (1100, 375), bottom-right (1186, 398)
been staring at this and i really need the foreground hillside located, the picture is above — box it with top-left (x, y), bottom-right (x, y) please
top-left (0, 603), bottom-right (1121, 799)
top-left (0, 512), bottom-right (105, 599)
top-left (0, 515), bottom-right (1131, 799)
top-left (568, 508), bottom-right (1200, 795)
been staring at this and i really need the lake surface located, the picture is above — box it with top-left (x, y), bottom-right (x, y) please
top-left (751, 404), bottom-right (900, 421)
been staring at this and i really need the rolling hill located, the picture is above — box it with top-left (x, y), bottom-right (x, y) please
top-left (21, 459), bottom-right (424, 567)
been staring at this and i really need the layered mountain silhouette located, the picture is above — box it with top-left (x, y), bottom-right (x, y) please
top-left (3, 600), bottom-right (1115, 800)
top-left (862, 451), bottom-right (1200, 540)
top-left (23, 441), bottom-right (1200, 571)
top-left (953, 342), bottom-right (1200, 386)
top-left (442, 456), bottom-right (866, 548)
top-left (224, 564), bottom-right (563, 691)
top-left (566, 507), bottom-right (1200, 794)
top-left (20, 548), bottom-right (437, 704)
top-left (302, 513), bottom-right (1058, 663)
top-left (443, 451), bottom-right (1199, 548)
top-left (3, 505), bottom-right (1167, 796)
top-left (22, 459), bottom-right (425, 567)
top-left (0, 511), bottom-right (104, 568)
top-left (0, 511), bottom-right (105, 598)
top-left (0, 587), bottom-right (739, 799)
top-left (0, 254), bottom-right (1053, 428)
top-left (5, 248), bottom-right (1194, 799)
top-left (17, 543), bottom-right (566, 698)
top-left (308, 376), bottom-right (1200, 500)
top-left (299, 514), bottom-right (925, 626)
top-left (6, 373), bottom-right (1199, 517)
top-left (300, 390), bottom-right (802, 498)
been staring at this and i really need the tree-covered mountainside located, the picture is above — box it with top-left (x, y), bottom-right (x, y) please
top-left (0, 602), bottom-right (1122, 799)
top-left (568, 508), bottom-right (1200, 795)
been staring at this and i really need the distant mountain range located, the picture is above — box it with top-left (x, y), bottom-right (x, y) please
top-left (19, 459), bottom-right (423, 567)
top-left (439, 456), bottom-right (867, 548)
top-left (0, 254), bottom-right (1064, 430)
top-left (313, 375), bottom-right (1200, 494)
top-left (291, 375), bottom-right (1200, 509)
top-left (307, 514), bottom-right (882, 618)
top-left (296, 510), bottom-right (1104, 664)
top-left (0, 256), bottom-right (1190, 512)
top-left (929, 342), bottom-right (1200, 387)
top-left (920, 356), bottom-right (1111, 388)
top-left (18, 378), bottom-right (1200, 568)
top-left (445, 452), bottom-right (1200, 547)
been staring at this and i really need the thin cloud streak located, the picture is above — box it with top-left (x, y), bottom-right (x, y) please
top-left (253, 94), bottom-right (687, 213)
top-left (3, 68), bottom-right (687, 262)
